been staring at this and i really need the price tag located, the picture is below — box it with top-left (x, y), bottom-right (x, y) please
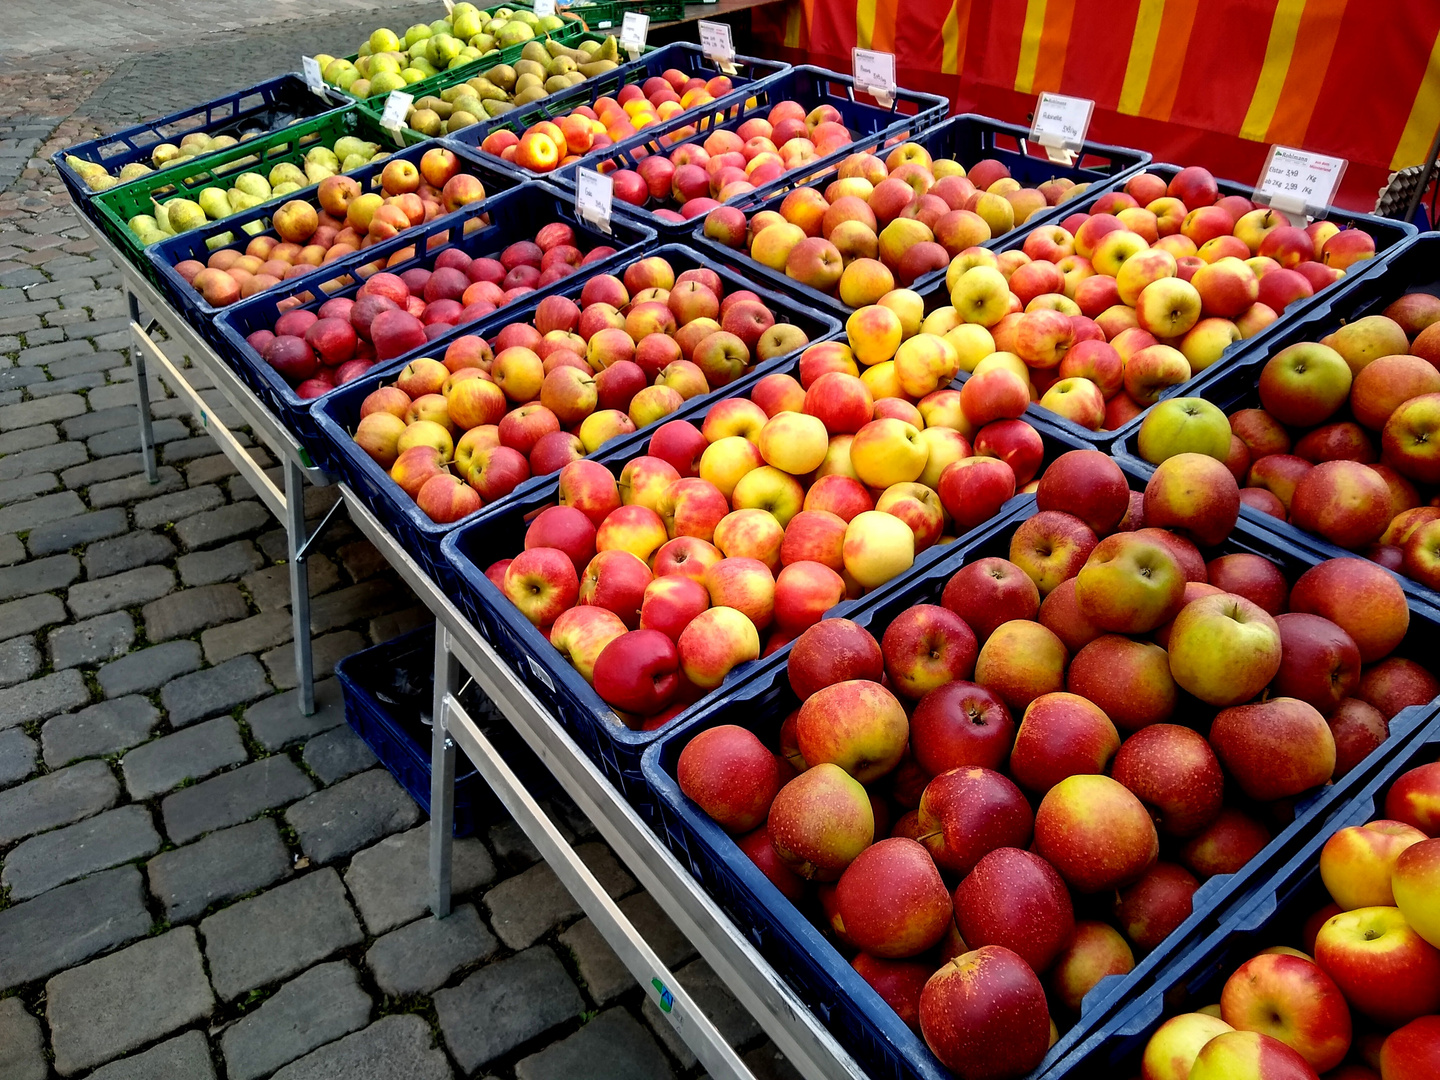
top-left (1255, 145), bottom-right (1348, 224)
top-left (302, 56), bottom-right (327, 98)
top-left (443, 0), bottom-right (454, 12)
top-left (533, 0), bottom-right (555, 16)
top-left (698, 20), bottom-right (737, 73)
top-left (620, 12), bottom-right (649, 60)
top-left (852, 48), bottom-right (895, 108)
top-left (380, 90), bottom-right (414, 133)
top-left (1029, 92), bottom-right (1093, 162)
top-left (576, 167), bottom-right (614, 234)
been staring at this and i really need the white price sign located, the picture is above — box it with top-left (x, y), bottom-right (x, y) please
top-left (532, 0), bottom-right (555, 16)
top-left (301, 56), bottom-right (326, 97)
top-left (380, 90), bottom-right (414, 133)
top-left (1256, 145), bottom-right (1347, 222)
top-left (1030, 92), bottom-right (1093, 156)
top-left (698, 20), bottom-right (735, 66)
top-left (852, 49), bottom-right (895, 107)
top-left (576, 167), bottom-right (614, 234)
top-left (620, 12), bottom-right (649, 59)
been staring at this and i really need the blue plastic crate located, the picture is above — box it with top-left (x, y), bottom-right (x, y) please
top-left (314, 242), bottom-right (841, 587)
top-left (335, 623), bottom-right (562, 837)
top-left (641, 499), bottom-right (1440, 1080)
top-left (54, 73), bottom-right (345, 216)
top-left (439, 42), bottom-right (788, 168)
top-left (550, 65), bottom-right (949, 238)
top-left (1045, 708), bottom-right (1440, 1079)
top-left (1109, 232), bottom-right (1440, 611)
top-left (693, 112), bottom-right (1151, 316)
top-left (209, 178), bottom-right (652, 452)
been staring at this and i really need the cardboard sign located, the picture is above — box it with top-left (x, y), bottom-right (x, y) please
top-left (576, 167), bottom-right (614, 234)
top-left (698, 20), bottom-right (736, 72)
top-left (1030, 92), bottom-right (1093, 153)
top-left (1256, 145), bottom-right (1347, 223)
top-left (852, 49), bottom-right (895, 108)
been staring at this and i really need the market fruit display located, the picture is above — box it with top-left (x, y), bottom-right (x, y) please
top-left (1135, 754), bottom-right (1440, 1080)
top-left (65, 128), bottom-right (273, 192)
top-left (586, 98), bottom-right (862, 222)
top-left (702, 142), bottom-right (1086, 287)
top-left (118, 134), bottom-right (389, 247)
top-left (174, 146), bottom-right (490, 308)
top-left (394, 36), bottom-right (630, 136)
top-left (475, 69), bottom-right (736, 170)
top-left (667, 462), bottom-right (1440, 1078)
top-left (314, 5), bottom-right (567, 100)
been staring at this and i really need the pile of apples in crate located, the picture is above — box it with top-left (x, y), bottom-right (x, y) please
top-left (179, 147), bottom-right (490, 310)
top-left (1139, 759), bottom-right (1440, 1080)
top-left (475, 68), bottom-right (740, 173)
top-left (1190, 293), bottom-right (1440, 590)
top-left (701, 142), bottom-right (1077, 290)
top-left (351, 255), bottom-right (816, 523)
top-left (669, 447), bottom-right (1440, 1079)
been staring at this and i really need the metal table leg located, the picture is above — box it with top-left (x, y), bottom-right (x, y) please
top-left (126, 289), bottom-right (158, 484)
top-left (430, 628), bottom-right (458, 919)
top-left (284, 458), bottom-right (316, 716)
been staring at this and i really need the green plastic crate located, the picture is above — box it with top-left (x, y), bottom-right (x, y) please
top-left (559, 0), bottom-right (685, 30)
top-left (91, 105), bottom-right (405, 267)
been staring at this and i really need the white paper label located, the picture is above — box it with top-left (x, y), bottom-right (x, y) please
top-left (302, 56), bottom-right (326, 96)
top-left (576, 167), bottom-right (613, 232)
top-left (698, 20), bottom-right (734, 63)
top-left (533, 0), bottom-right (555, 16)
top-left (852, 49), bottom-right (895, 103)
top-left (620, 12), bottom-right (650, 56)
top-left (1030, 92), bottom-right (1094, 151)
top-left (380, 90), bottom-right (414, 132)
top-left (443, 0), bottom-right (454, 12)
top-left (1256, 145), bottom-right (1347, 219)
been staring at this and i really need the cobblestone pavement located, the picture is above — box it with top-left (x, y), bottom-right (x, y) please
top-left (0, 5), bottom-right (800, 1079)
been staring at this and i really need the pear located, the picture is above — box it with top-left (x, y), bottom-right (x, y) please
top-left (404, 22), bottom-right (432, 48)
top-left (369, 28), bottom-right (401, 53)
top-left (127, 214), bottom-right (159, 234)
top-left (271, 182), bottom-right (303, 197)
top-left (484, 64), bottom-right (515, 91)
top-left (400, 68), bottom-right (425, 84)
top-left (323, 58), bottom-right (355, 83)
top-left (304, 146), bottom-right (340, 172)
top-left (152, 200), bottom-right (173, 234)
top-left (513, 86), bottom-right (548, 106)
top-left (549, 56), bottom-right (577, 75)
top-left (304, 162), bottom-right (335, 184)
top-left (241, 220), bottom-right (266, 237)
top-left (370, 70), bottom-right (407, 96)
top-left (268, 162), bottom-right (307, 189)
top-left (333, 136), bottom-right (369, 162)
top-left (428, 18), bottom-right (451, 36)
top-left (233, 172), bottom-right (272, 199)
top-left (210, 135), bottom-right (238, 150)
top-left (198, 187), bottom-right (232, 220)
top-left (340, 153), bottom-right (370, 172)
top-left (521, 41), bottom-right (549, 64)
top-left (166, 199), bottom-right (208, 234)
top-left (514, 72), bottom-right (541, 94)
top-left (370, 152), bottom-right (389, 165)
top-left (349, 79), bottom-right (372, 99)
top-left (496, 21), bottom-right (533, 47)
top-left (469, 79), bottom-right (506, 102)
top-left (229, 190), bottom-right (266, 212)
top-left (543, 75), bottom-right (572, 94)
top-left (452, 10), bottom-right (482, 38)
top-left (151, 143), bottom-right (182, 166)
top-left (482, 100), bottom-right (514, 118)
top-left (446, 111), bottom-right (479, 133)
top-left (514, 10), bottom-right (540, 26)
top-left (452, 95), bottom-right (485, 118)
top-left (136, 228), bottom-right (169, 247)
top-left (409, 109), bottom-right (444, 137)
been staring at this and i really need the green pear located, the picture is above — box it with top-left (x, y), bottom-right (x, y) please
top-left (401, 67), bottom-right (426, 84)
top-left (118, 162), bottom-right (153, 182)
top-left (452, 1), bottom-right (479, 15)
top-left (496, 21), bottom-right (533, 46)
top-left (369, 52), bottom-right (402, 76)
top-left (428, 18), bottom-right (451, 36)
top-left (229, 190), bottom-right (266, 211)
top-left (241, 220), bottom-right (266, 237)
top-left (205, 231), bottom-right (236, 251)
top-left (270, 181), bottom-right (303, 197)
top-left (485, 64), bottom-right (516, 91)
top-left (198, 187), bottom-right (231, 220)
top-left (349, 79), bottom-right (372, 99)
top-left (410, 57), bottom-right (438, 76)
top-left (305, 146), bottom-right (340, 172)
top-left (166, 199), bottom-right (208, 233)
top-left (179, 132), bottom-right (213, 154)
top-left (409, 109), bottom-right (444, 137)
top-left (340, 153), bottom-right (370, 172)
top-left (152, 200), bottom-right (173, 233)
top-left (210, 135), bottom-right (238, 150)
top-left (268, 162), bottom-right (307, 188)
top-left (469, 33), bottom-right (496, 53)
top-left (481, 99), bottom-right (514, 118)
top-left (136, 228), bottom-right (169, 247)
top-left (127, 214), bottom-right (159, 233)
top-left (537, 14), bottom-right (564, 31)
top-left (304, 162), bottom-right (335, 184)
top-left (323, 58), bottom-right (355, 83)
top-left (369, 28), bottom-right (400, 53)
top-left (446, 111), bottom-right (479, 133)
top-left (451, 10), bottom-right (482, 38)
top-left (370, 71), bottom-right (406, 95)
top-left (333, 136), bottom-right (369, 161)
top-left (233, 172), bottom-right (272, 199)
top-left (404, 23), bottom-right (432, 48)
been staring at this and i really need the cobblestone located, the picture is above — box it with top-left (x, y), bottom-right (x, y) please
top-left (25, 506), bottom-right (128, 556)
top-left (0, 439), bottom-right (85, 479)
top-left (67, 564), bottom-right (174, 618)
top-left (131, 484), bottom-right (224, 530)
top-left (264, 629), bottom-right (364, 690)
top-left (47, 610), bottom-right (134, 669)
top-left (160, 655), bottom-right (270, 727)
top-left (0, 758), bottom-right (118, 844)
top-left (0, 997), bottom-right (47, 1080)
top-left (0, 728), bottom-right (38, 789)
top-left (62, 455), bottom-right (145, 494)
top-left (484, 844), bottom-right (636, 951)
top-left (83, 529), bottom-right (174, 577)
top-left (434, 947), bottom-right (584, 1074)
top-left (6, 668), bottom-right (91, 729)
top-left (516, 1008), bottom-right (675, 1080)
top-left (42, 695), bottom-right (159, 767)
top-left (302, 726), bottom-right (377, 785)
top-left (174, 500), bottom-right (271, 549)
top-left (285, 769), bottom-right (421, 866)
top-left (177, 539), bottom-right (262, 586)
top-left (146, 818), bottom-right (291, 923)
top-left (121, 716), bottom-right (247, 800)
top-left (244, 678), bottom-right (345, 751)
top-left (97, 640), bottom-right (201, 697)
top-left (87, 464), bottom-right (183, 508)
top-left (87, 1031), bottom-right (217, 1080)
top-left (345, 827), bottom-right (496, 936)
top-left (270, 1015), bottom-right (452, 1080)
top-left (243, 556), bottom-right (340, 611)
top-left (0, 634), bottom-right (42, 687)
top-left (0, 489), bottom-right (84, 534)
top-left (142, 582), bottom-right (248, 642)
top-left (561, 893), bottom-right (696, 1007)
top-left (162, 756), bottom-right (315, 844)
top-left (88, 418), bottom-right (188, 458)
top-left (2, 804), bottom-right (161, 900)
top-left (0, 866), bottom-right (150, 992)
top-left (643, 958), bottom-right (761, 1070)
top-left (220, 962), bottom-right (372, 1080)
top-left (0, 552), bottom-right (80, 601)
top-left (201, 610), bottom-right (292, 665)
top-left (0, 593), bottom-right (67, 638)
top-left (365, 903), bottom-right (498, 998)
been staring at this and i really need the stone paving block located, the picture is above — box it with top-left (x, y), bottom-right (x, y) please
top-left (86, 1031), bottom-right (217, 1080)
top-left (0, 552), bottom-right (79, 600)
top-left (121, 716), bottom-right (248, 800)
top-left (369, 605), bottom-right (430, 644)
top-left (308, 581), bottom-right (407, 635)
top-left (560, 893), bottom-right (696, 1007)
top-left (244, 677), bottom-right (345, 750)
top-left (162, 755), bottom-right (316, 844)
top-left (185, 453), bottom-right (240, 486)
top-left (25, 505), bottom-right (127, 557)
top-left (84, 529), bottom-right (176, 577)
top-left (47, 609), bottom-right (134, 669)
top-left (177, 539), bottom-right (263, 586)
top-left (132, 484), bottom-right (225, 529)
top-left (201, 609), bottom-right (292, 665)
top-left (143, 583), bottom-right (248, 642)
top-left (98, 640), bottom-right (202, 698)
top-left (0, 442), bottom-right (85, 482)
top-left (516, 1008), bottom-right (675, 1080)
top-left (0, 425), bottom-right (57, 457)
top-left (0, 728), bottom-right (38, 788)
top-left (0, 997), bottom-right (47, 1080)
top-left (200, 868), bottom-right (364, 1001)
top-left (220, 961), bottom-right (372, 1080)
top-left (2, 804), bottom-right (161, 901)
top-left (42, 695), bottom-right (160, 768)
top-left (0, 866), bottom-right (151, 992)
top-left (434, 947), bottom-right (584, 1073)
top-left (163, 436), bottom-right (228, 465)
top-left (303, 726), bottom-right (377, 785)
top-left (0, 488), bottom-right (84, 534)
top-left (336, 540), bottom-right (386, 583)
top-left (345, 826), bottom-right (496, 936)
top-left (0, 471), bottom-right (58, 504)
top-left (87, 464), bottom-right (183, 507)
top-left (365, 903), bottom-right (498, 998)
top-left (146, 817), bottom-right (292, 923)
top-left (270, 1014), bottom-right (452, 1080)
top-left (285, 768), bottom-right (421, 866)
top-left (264, 629), bottom-right (364, 690)
top-left (46, 927), bottom-right (215, 1076)
top-left (484, 843), bottom-right (637, 950)
top-left (0, 757), bottom-right (118, 845)
top-left (87, 419), bottom-right (190, 458)
top-left (0, 634), bottom-right (41, 687)
top-left (0, 532), bottom-right (24, 565)
top-left (161, 655), bottom-right (271, 727)
top-left (0, 392), bottom-right (85, 430)
top-left (642, 957), bottom-right (761, 1070)
top-left (0, 593), bottom-right (63, 642)
top-left (489, 819), bottom-right (541, 866)
top-left (5, 668), bottom-right (91, 730)
top-left (61, 405), bottom-right (135, 441)
top-left (243, 555), bottom-right (340, 611)
top-left (67, 563), bottom-right (175, 618)
top-left (175, 501), bottom-right (271, 550)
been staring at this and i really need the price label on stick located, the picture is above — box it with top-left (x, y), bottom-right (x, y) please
top-left (698, 20), bottom-right (736, 73)
top-left (302, 56), bottom-right (327, 97)
top-left (852, 49), bottom-right (895, 108)
top-left (1255, 145), bottom-right (1347, 224)
top-left (1030, 92), bottom-right (1093, 163)
top-left (443, 0), bottom-right (454, 13)
top-left (380, 90), bottom-right (414, 134)
top-left (576, 168), bottom-right (614, 234)
top-left (620, 12), bottom-right (649, 60)
top-left (533, 0), bottom-right (555, 16)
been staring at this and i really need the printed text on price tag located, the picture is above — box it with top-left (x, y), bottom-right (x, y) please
top-left (302, 56), bottom-right (326, 97)
top-left (1029, 93), bottom-right (1093, 151)
top-left (533, 0), bottom-right (555, 16)
top-left (852, 49), bottom-right (895, 107)
top-left (620, 12), bottom-right (649, 57)
top-left (1256, 145), bottom-right (1347, 221)
top-left (380, 91), bottom-right (414, 133)
top-left (576, 168), bottom-right (613, 234)
top-left (698, 20), bottom-right (734, 64)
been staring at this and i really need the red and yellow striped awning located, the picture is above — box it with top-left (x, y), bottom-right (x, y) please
top-left (754, 0), bottom-right (1440, 211)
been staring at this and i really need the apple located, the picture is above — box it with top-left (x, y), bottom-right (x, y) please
top-left (1112, 723), bottom-right (1225, 836)
top-left (795, 679), bottom-right (907, 783)
top-left (953, 846), bottom-right (1075, 973)
top-left (908, 681), bottom-right (1014, 775)
top-left (772, 560), bottom-right (846, 635)
top-left (1034, 773), bottom-right (1159, 893)
top-left (677, 724), bottom-right (783, 832)
top-left (1114, 861), bottom-right (1199, 949)
top-left (1394, 838), bottom-right (1440, 950)
top-left (1327, 697), bottom-right (1389, 778)
top-left (1075, 532), bottom-right (1187, 634)
top-left (1289, 559), bottom-right (1408, 664)
top-left (1035, 450), bottom-right (1130, 534)
top-left (1188, 1030), bottom-right (1325, 1080)
top-left (1290, 461), bottom-right (1391, 550)
top-left (938, 457), bottom-right (1018, 532)
top-left (502, 547), bottom-right (579, 627)
top-left (1008, 691), bottom-right (1120, 793)
top-left (1067, 635), bottom-right (1177, 732)
top-left (1137, 396), bottom-right (1233, 465)
top-left (1008, 511), bottom-right (1099, 597)
top-left (549, 607), bottom-right (627, 684)
top-left (881, 604), bottom-right (978, 701)
top-left (1320, 819), bottom-right (1427, 910)
top-left (1049, 920), bottom-right (1135, 1014)
top-left (842, 510), bottom-right (915, 589)
top-left (1270, 612), bottom-right (1361, 716)
top-left (1210, 697), bottom-right (1337, 800)
top-left (852, 954), bottom-right (930, 1032)
top-left (940, 557), bottom-right (1040, 643)
top-left (1141, 1012), bottom-right (1235, 1080)
top-left (835, 837), bottom-right (952, 958)
top-left (1219, 952), bottom-right (1351, 1073)
top-left (1182, 808), bottom-right (1272, 878)
top-left (767, 763), bottom-right (874, 880)
top-left (678, 606), bottom-right (761, 691)
top-left (1143, 452), bottom-right (1241, 547)
top-left (1166, 592), bottom-right (1282, 706)
top-left (1379, 1014), bottom-right (1440, 1080)
top-left (974, 620), bottom-right (1067, 712)
top-left (1259, 342), bottom-right (1352, 427)
top-left (918, 946), bottom-right (1050, 1080)
top-left (1314, 905), bottom-right (1440, 1025)
top-left (1386, 761), bottom-right (1440, 835)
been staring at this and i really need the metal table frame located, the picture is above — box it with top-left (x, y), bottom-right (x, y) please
top-left (74, 208), bottom-right (869, 1080)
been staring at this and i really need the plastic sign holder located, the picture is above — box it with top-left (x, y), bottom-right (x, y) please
top-left (1030, 92), bottom-right (1093, 166)
top-left (576, 168), bottom-right (614, 235)
top-left (698, 20), bottom-right (737, 75)
top-left (301, 56), bottom-right (327, 98)
top-left (533, 0), bottom-right (556, 17)
top-left (1255, 145), bottom-right (1348, 226)
top-left (852, 49), bottom-right (896, 109)
top-left (380, 90), bottom-right (414, 136)
top-left (620, 12), bottom-right (649, 62)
